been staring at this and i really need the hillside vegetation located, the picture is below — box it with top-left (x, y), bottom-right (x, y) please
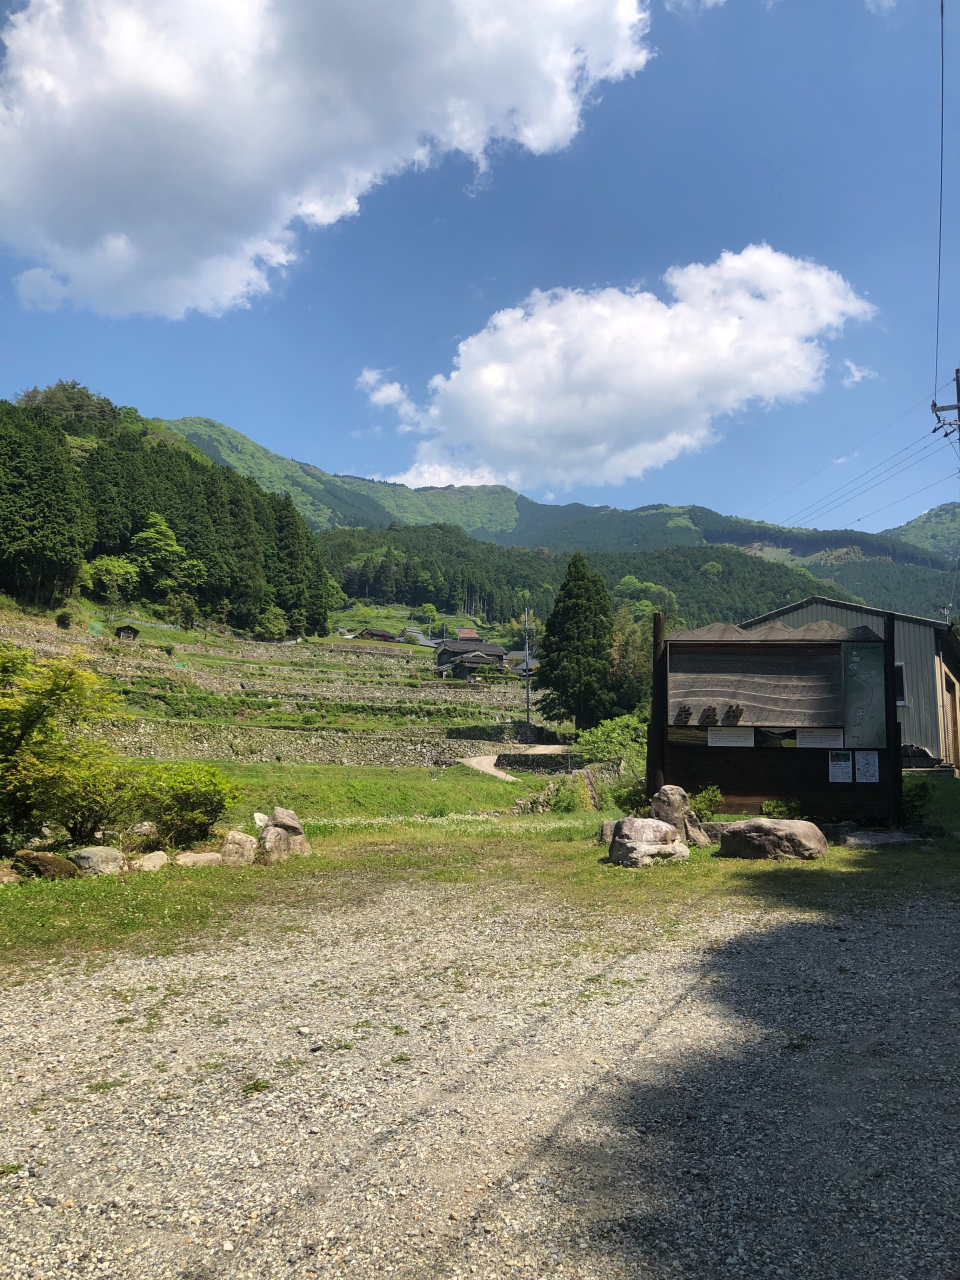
top-left (884, 502), bottom-right (960, 560)
top-left (4, 384), bottom-right (331, 637)
top-left (160, 407), bottom-right (952, 620)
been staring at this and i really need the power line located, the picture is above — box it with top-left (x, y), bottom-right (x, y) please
top-left (748, 381), bottom-right (954, 519)
top-left (850, 472), bottom-right (958, 526)
top-left (783, 432), bottom-right (950, 526)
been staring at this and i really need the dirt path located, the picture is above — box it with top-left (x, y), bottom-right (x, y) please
top-left (458, 743), bottom-right (568, 782)
top-left (2, 888), bottom-right (958, 1280)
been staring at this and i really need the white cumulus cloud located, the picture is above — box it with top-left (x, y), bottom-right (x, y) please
top-left (367, 244), bottom-right (875, 490)
top-left (0, 0), bottom-right (650, 318)
top-left (864, 0), bottom-right (896, 13)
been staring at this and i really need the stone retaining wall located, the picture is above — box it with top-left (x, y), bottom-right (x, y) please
top-left (102, 718), bottom-right (533, 766)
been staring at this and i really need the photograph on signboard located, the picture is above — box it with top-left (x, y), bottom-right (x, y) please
top-left (829, 749), bottom-right (853, 783)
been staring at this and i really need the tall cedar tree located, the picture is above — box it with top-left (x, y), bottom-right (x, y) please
top-left (0, 403), bottom-right (93, 602)
top-left (533, 551), bottom-right (615, 729)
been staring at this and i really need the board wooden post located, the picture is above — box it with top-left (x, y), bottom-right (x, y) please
top-left (646, 611), bottom-right (666, 797)
top-left (884, 611), bottom-right (903, 826)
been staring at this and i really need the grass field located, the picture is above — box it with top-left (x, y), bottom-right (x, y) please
top-left (3, 813), bottom-right (959, 964)
top-left (218, 761), bottom-right (552, 826)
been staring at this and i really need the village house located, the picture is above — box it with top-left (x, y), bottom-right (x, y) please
top-left (435, 638), bottom-right (507, 681)
top-left (740, 597), bottom-right (960, 772)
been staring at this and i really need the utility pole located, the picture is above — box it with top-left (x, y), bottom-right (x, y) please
top-left (931, 367), bottom-right (960, 435)
top-left (523, 607), bottom-right (531, 725)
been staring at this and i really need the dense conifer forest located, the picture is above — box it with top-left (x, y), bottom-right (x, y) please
top-left (0, 383), bottom-right (330, 637)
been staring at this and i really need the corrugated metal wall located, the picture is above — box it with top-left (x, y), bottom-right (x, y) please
top-left (741, 601), bottom-right (943, 757)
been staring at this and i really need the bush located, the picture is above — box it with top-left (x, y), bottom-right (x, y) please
top-left (54, 609), bottom-right (74, 630)
top-left (550, 781), bottom-right (579, 813)
top-left (35, 745), bottom-right (140, 846)
top-left (690, 785), bottom-right (724, 822)
top-left (760, 798), bottom-right (802, 820)
top-left (902, 775), bottom-right (931, 827)
top-left (134, 763), bottom-right (237, 848)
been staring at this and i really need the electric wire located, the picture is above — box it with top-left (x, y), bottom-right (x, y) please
top-left (747, 380), bottom-right (954, 519)
top-left (849, 473), bottom-right (958, 526)
top-left (797, 442), bottom-right (955, 527)
top-left (783, 432), bottom-right (951, 526)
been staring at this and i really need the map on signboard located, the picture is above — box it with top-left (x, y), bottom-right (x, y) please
top-left (843, 643), bottom-right (886, 748)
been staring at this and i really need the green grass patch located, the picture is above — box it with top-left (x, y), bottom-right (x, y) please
top-left (217, 761), bottom-right (551, 825)
top-left (4, 812), bottom-right (960, 965)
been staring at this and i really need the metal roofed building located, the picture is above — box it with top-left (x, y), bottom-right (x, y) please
top-left (739, 597), bottom-right (960, 771)
top-left (646, 613), bottom-right (903, 820)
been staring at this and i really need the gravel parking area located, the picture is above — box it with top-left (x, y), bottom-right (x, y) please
top-left (1, 886), bottom-right (958, 1280)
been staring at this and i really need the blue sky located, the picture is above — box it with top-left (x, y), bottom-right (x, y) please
top-left (0, 0), bottom-right (956, 532)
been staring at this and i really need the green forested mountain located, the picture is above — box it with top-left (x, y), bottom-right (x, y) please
top-left (5, 382), bottom-right (949, 627)
top-left (883, 503), bottom-right (960, 560)
top-left (1, 385), bottom-right (330, 637)
top-left (317, 525), bottom-right (861, 628)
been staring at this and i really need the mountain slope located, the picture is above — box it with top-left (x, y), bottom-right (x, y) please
top-left (883, 503), bottom-right (960, 560)
top-left (160, 412), bottom-right (956, 617)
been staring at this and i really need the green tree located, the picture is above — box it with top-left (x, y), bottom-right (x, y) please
top-left (131, 513), bottom-right (186, 593)
top-left (34, 745), bottom-right (140, 846)
top-left (533, 551), bottom-right (615, 730)
top-left (0, 643), bottom-right (115, 847)
top-left (88, 555), bottom-right (140, 599)
top-left (0, 402), bottom-right (94, 603)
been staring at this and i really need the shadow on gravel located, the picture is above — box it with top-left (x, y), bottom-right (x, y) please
top-left (550, 854), bottom-right (960, 1280)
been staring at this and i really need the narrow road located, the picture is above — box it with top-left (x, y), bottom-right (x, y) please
top-left (458, 743), bottom-right (568, 781)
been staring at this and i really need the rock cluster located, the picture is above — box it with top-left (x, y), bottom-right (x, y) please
top-left (608, 816), bottom-right (690, 868)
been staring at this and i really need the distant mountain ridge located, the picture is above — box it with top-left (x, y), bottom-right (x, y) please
top-left (160, 413), bottom-right (960, 619)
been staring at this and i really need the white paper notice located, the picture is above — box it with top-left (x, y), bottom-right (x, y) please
top-left (796, 727), bottom-right (844, 749)
top-left (856, 750), bottom-right (880, 783)
top-left (707, 727), bottom-right (755, 747)
top-left (829, 750), bottom-right (852, 783)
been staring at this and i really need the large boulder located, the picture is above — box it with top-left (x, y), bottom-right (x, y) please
top-left (219, 831), bottom-right (258, 866)
top-left (608, 816), bottom-right (689, 868)
top-left (0, 863), bottom-right (21, 886)
top-left (130, 850), bottom-right (169, 872)
top-left (699, 821), bottom-right (727, 845)
top-left (288, 833), bottom-right (310, 857)
top-left (253, 812), bottom-right (269, 828)
top-left (649, 785), bottom-right (712, 848)
top-left (12, 850), bottom-right (82, 880)
top-left (268, 806), bottom-right (304, 835)
top-left (258, 825), bottom-right (290, 864)
top-left (129, 821), bottom-right (158, 839)
top-left (69, 846), bottom-right (125, 875)
top-left (174, 850), bottom-right (223, 868)
top-left (717, 819), bottom-right (827, 861)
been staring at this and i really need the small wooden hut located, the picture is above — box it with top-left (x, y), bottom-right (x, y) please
top-left (645, 615), bottom-right (902, 822)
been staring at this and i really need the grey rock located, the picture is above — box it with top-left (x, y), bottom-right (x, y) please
top-left (820, 819), bottom-right (859, 842)
top-left (258, 825), bottom-right (290, 864)
top-left (649, 785), bottom-right (712, 848)
top-left (253, 812), bottom-right (269, 828)
top-left (608, 816), bottom-right (689, 868)
top-left (700, 821), bottom-right (728, 844)
top-left (717, 819), bottom-right (827, 861)
top-left (174, 851), bottom-right (223, 868)
top-left (69, 846), bottom-right (125, 875)
top-left (288, 833), bottom-right (310, 857)
top-left (599, 819), bottom-right (618, 845)
top-left (0, 863), bottom-right (21, 885)
top-left (268, 806), bottom-right (304, 835)
top-left (129, 851), bottom-right (169, 872)
top-left (220, 831), bottom-right (258, 865)
top-left (130, 821), bottom-right (158, 838)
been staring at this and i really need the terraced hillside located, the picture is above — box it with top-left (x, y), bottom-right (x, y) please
top-left (0, 618), bottom-right (544, 767)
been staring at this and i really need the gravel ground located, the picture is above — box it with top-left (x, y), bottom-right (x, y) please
top-left (1, 886), bottom-right (958, 1280)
